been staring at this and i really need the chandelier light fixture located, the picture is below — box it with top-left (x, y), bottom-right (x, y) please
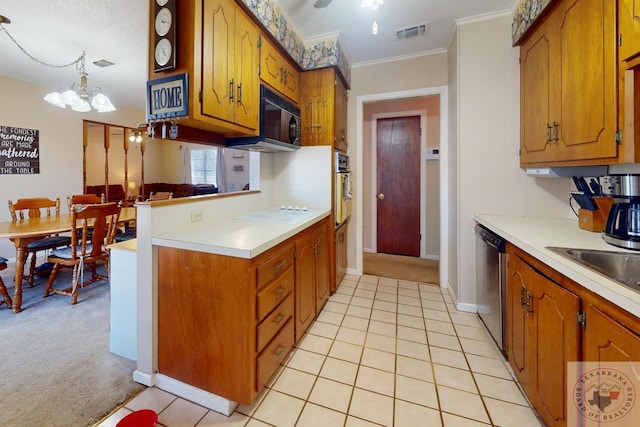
top-left (128, 129), bottom-right (143, 144)
top-left (0, 15), bottom-right (116, 113)
top-left (43, 52), bottom-right (115, 113)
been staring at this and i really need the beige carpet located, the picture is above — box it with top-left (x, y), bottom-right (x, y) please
top-left (363, 252), bottom-right (439, 284)
top-left (0, 258), bottom-right (144, 427)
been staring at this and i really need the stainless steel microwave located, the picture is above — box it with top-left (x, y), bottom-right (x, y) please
top-left (226, 85), bottom-right (301, 152)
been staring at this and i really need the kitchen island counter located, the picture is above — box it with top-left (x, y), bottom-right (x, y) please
top-left (153, 207), bottom-right (330, 258)
top-left (475, 214), bottom-right (640, 316)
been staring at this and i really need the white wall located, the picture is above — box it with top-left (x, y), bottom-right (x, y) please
top-left (0, 76), bottom-right (145, 257)
top-left (447, 28), bottom-right (460, 301)
top-left (453, 13), bottom-right (571, 309)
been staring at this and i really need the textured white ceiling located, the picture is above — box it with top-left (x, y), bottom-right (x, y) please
top-left (0, 0), bottom-right (148, 112)
top-left (0, 0), bottom-right (516, 113)
top-left (279, 0), bottom-right (516, 65)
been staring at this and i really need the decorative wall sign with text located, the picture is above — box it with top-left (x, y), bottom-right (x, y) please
top-left (146, 73), bottom-right (188, 120)
top-left (0, 125), bottom-right (40, 174)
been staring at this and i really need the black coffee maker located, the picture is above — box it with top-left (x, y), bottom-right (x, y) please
top-left (602, 174), bottom-right (640, 250)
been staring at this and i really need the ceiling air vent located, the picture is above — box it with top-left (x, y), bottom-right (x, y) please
top-left (93, 59), bottom-right (115, 68)
top-left (396, 22), bottom-right (429, 40)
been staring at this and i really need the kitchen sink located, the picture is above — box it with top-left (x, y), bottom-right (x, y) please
top-left (546, 246), bottom-right (640, 291)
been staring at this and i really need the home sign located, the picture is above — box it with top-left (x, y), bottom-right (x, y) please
top-left (0, 125), bottom-right (39, 174)
top-left (146, 73), bottom-right (189, 120)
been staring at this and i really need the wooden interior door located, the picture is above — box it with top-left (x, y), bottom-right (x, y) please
top-left (376, 116), bottom-right (420, 256)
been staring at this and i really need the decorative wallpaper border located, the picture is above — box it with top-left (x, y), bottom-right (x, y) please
top-left (240, 0), bottom-right (351, 85)
top-left (512, 0), bottom-right (553, 45)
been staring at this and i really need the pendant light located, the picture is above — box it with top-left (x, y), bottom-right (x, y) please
top-left (0, 15), bottom-right (116, 113)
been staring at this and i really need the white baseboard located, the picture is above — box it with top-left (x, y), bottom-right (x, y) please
top-left (346, 267), bottom-right (358, 276)
top-left (455, 302), bottom-right (477, 313)
top-left (440, 284), bottom-right (477, 314)
top-left (155, 374), bottom-right (238, 416)
top-left (133, 370), bottom-right (155, 387)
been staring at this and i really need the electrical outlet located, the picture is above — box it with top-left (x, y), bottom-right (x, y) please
top-left (191, 210), bottom-right (203, 222)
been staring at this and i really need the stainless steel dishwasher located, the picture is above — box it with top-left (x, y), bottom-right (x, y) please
top-left (475, 223), bottom-right (506, 352)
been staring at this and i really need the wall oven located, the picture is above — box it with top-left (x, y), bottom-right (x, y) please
top-left (335, 152), bottom-right (352, 226)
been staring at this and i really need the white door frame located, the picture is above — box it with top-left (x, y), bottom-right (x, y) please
top-left (355, 86), bottom-right (449, 288)
top-left (369, 111), bottom-right (428, 258)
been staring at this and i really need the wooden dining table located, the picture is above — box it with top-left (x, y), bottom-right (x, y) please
top-left (0, 206), bottom-right (136, 313)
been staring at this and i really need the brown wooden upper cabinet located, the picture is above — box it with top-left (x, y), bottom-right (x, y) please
top-left (149, 0), bottom-right (259, 136)
top-left (618, 0), bottom-right (640, 162)
top-left (201, 0), bottom-right (260, 132)
top-left (619, 0), bottom-right (640, 63)
top-left (518, 0), bottom-right (617, 167)
top-left (300, 67), bottom-right (349, 152)
top-left (259, 36), bottom-right (300, 104)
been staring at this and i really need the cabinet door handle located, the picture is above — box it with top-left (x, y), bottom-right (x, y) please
top-left (229, 79), bottom-right (235, 103)
top-left (546, 123), bottom-right (552, 145)
top-left (274, 313), bottom-right (286, 325)
top-left (552, 121), bottom-right (559, 143)
top-left (275, 286), bottom-right (287, 296)
top-left (274, 344), bottom-right (287, 356)
top-left (274, 260), bottom-right (287, 272)
top-left (237, 82), bottom-right (242, 105)
top-left (525, 291), bottom-right (533, 316)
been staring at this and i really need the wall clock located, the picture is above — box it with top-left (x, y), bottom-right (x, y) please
top-left (153, 0), bottom-right (176, 72)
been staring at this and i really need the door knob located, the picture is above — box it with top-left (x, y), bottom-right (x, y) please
top-left (377, 193), bottom-right (385, 200)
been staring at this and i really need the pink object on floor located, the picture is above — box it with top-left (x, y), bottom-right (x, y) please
top-left (116, 409), bottom-right (158, 427)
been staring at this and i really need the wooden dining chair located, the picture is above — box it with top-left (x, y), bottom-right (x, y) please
top-left (44, 202), bottom-right (121, 304)
top-left (66, 194), bottom-right (103, 211)
top-left (7, 197), bottom-right (72, 287)
top-left (0, 256), bottom-right (13, 308)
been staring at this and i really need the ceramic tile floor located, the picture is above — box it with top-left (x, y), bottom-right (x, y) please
top-left (96, 274), bottom-right (544, 427)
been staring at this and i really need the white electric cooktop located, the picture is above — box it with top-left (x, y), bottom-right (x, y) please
top-left (233, 206), bottom-right (324, 225)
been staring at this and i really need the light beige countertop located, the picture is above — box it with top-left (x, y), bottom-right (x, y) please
top-left (153, 207), bottom-right (330, 259)
top-left (475, 214), bottom-right (640, 316)
top-left (108, 238), bottom-right (137, 252)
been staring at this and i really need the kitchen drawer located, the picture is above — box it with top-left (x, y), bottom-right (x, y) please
top-left (256, 318), bottom-right (294, 389)
top-left (256, 266), bottom-right (293, 321)
top-left (256, 245), bottom-right (294, 290)
top-left (257, 293), bottom-right (294, 352)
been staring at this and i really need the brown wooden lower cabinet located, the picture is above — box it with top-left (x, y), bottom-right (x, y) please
top-left (295, 218), bottom-right (331, 342)
top-left (156, 239), bottom-right (294, 405)
top-left (157, 217), bottom-right (332, 405)
top-left (583, 303), bottom-right (640, 363)
top-left (506, 247), bottom-right (580, 427)
top-left (505, 243), bottom-right (640, 427)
